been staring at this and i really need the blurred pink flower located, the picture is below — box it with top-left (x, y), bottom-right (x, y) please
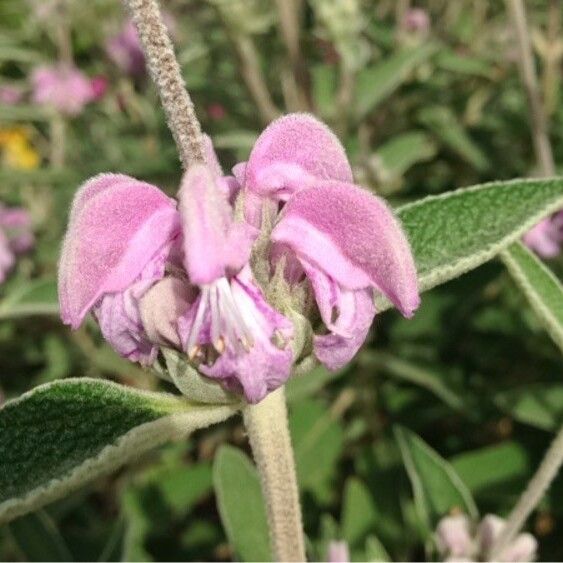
top-left (327, 541), bottom-right (350, 562)
top-left (0, 85), bottom-right (23, 105)
top-left (105, 20), bottom-right (146, 77)
top-left (207, 103), bottom-right (227, 121)
top-left (90, 75), bottom-right (109, 101)
top-left (523, 211), bottom-right (563, 258)
top-left (402, 7), bottom-right (431, 34)
top-left (0, 204), bottom-right (34, 283)
top-left (31, 64), bottom-right (97, 116)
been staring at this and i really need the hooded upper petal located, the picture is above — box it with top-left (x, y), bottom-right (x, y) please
top-left (271, 181), bottom-right (420, 317)
top-left (58, 174), bottom-right (180, 328)
top-left (244, 113), bottom-right (353, 200)
top-left (178, 164), bottom-right (256, 285)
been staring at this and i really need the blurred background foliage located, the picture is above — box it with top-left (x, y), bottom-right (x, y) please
top-left (0, 0), bottom-right (562, 560)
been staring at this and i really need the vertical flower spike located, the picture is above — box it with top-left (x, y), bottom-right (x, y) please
top-left (243, 113), bottom-right (354, 201)
top-left (272, 180), bottom-right (419, 369)
top-left (58, 174), bottom-right (180, 328)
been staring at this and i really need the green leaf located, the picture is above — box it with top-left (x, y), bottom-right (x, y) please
top-left (0, 379), bottom-right (238, 524)
top-left (375, 131), bottom-right (437, 177)
top-left (451, 441), bottom-right (530, 494)
top-left (290, 399), bottom-right (344, 502)
top-left (418, 106), bottom-right (489, 170)
top-left (377, 177), bottom-right (563, 312)
top-left (394, 426), bottom-right (478, 531)
top-left (501, 241), bottom-right (563, 352)
top-left (341, 478), bottom-right (378, 546)
top-left (355, 44), bottom-right (438, 121)
top-left (435, 50), bottom-right (493, 77)
top-left (495, 384), bottom-right (563, 432)
top-left (0, 104), bottom-right (51, 122)
top-left (285, 365), bottom-right (345, 403)
top-left (365, 535), bottom-right (391, 562)
top-left (0, 278), bottom-right (59, 320)
top-left (8, 510), bottom-right (73, 562)
top-left (213, 445), bottom-right (272, 562)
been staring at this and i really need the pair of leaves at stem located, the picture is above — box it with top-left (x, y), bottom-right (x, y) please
top-left (0, 177), bottom-right (562, 529)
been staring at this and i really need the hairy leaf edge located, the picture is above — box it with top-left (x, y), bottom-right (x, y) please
top-left (0, 379), bottom-right (239, 524)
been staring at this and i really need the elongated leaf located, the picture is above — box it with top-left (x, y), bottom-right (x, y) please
top-left (375, 131), bottom-right (437, 177)
top-left (501, 241), bottom-right (563, 352)
top-left (377, 178), bottom-right (563, 312)
top-left (0, 278), bottom-right (58, 320)
top-left (495, 384), bottom-right (563, 431)
top-left (355, 44), bottom-right (438, 121)
top-left (9, 510), bottom-right (72, 562)
top-left (213, 445), bottom-right (272, 562)
top-left (341, 478), bottom-right (378, 546)
top-left (418, 106), bottom-right (489, 170)
top-left (394, 426), bottom-right (478, 532)
top-left (0, 379), bottom-right (238, 524)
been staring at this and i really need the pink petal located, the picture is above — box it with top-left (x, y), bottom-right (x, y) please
top-left (436, 515), bottom-right (473, 558)
top-left (245, 113), bottom-right (353, 199)
top-left (178, 164), bottom-right (232, 284)
top-left (271, 181), bottom-right (420, 318)
top-left (327, 541), bottom-right (350, 563)
top-left (58, 174), bottom-right (180, 328)
top-left (313, 287), bottom-right (376, 370)
top-left (178, 164), bottom-right (256, 284)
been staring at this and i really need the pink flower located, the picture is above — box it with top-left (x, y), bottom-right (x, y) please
top-left (477, 515), bottom-right (537, 562)
top-left (523, 211), bottom-right (563, 258)
top-left (240, 114), bottom-right (420, 370)
top-left (0, 85), bottom-right (23, 105)
top-left (0, 205), bottom-right (34, 283)
top-left (207, 103), bottom-right (227, 121)
top-left (105, 20), bottom-right (146, 77)
top-left (31, 64), bottom-right (97, 116)
top-left (58, 141), bottom-right (292, 403)
top-left (90, 75), bottom-right (109, 101)
top-left (402, 8), bottom-right (431, 34)
top-left (436, 515), bottom-right (473, 559)
top-left (326, 541), bottom-right (350, 562)
top-left (58, 114), bottom-right (420, 402)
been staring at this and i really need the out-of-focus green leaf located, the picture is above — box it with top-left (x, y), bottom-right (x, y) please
top-left (0, 379), bottom-right (237, 524)
top-left (418, 106), bottom-right (489, 170)
top-left (375, 131), bottom-right (437, 177)
top-left (0, 278), bottom-right (58, 320)
top-left (355, 44), bottom-right (438, 121)
top-left (451, 441), bottom-right (530, 494)
top-left (213, 445), bottom-right (272, 562)
top-left (495, 384), bottom-right (563, 432)
top-left (341, 478), bottom-right (378, 546)
top-left (0, 105), bottom-right (51, 122)
top-left (501, 241), bottom-right (563, 352)
top-left (365, 535), bottom-right (391, 562)
top-left (312, 64), bottom-right (338, 119)
top-left (9, 510), bottom-right (72, 562)
top-left (395, 426), bottom-right (478, 532)
top-left (285, 366), bottom-right (345, 403)
top-left (290, 399), bottom-right (344, 502)
top-left (435, 50), bottom-right (493, 77)
top-left (376, 178), bottom-right (563, 312)
top-left (122, 487), bottom-right (152, 562)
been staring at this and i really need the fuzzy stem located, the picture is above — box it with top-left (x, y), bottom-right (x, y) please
top-left (489, 425), bottom-right (563, 559)
top-left (243, 387), bottom-right (306, 562)
top-left (505, 0), bottom-right (555, 177)
top-left (123, 0), bottom-right (205, 169)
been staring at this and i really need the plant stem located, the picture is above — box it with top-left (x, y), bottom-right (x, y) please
top-left (489, 425), bottom-right (563, 559)
top-left (123, 0), bottom-right (205, 169)
top-left (243, 387), bottom-right (305, 562)
top-left (490, 2), bottom-right (560, 558)
top-left (505, 0), bottom-right (555, 177)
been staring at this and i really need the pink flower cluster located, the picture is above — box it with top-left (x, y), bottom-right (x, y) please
top-left (436, 514), bottom-right (537, 562)
top-left (31, 64), bottom-right (107, 117)
top-left (523, 211), bottom-right (563, 258)
top-left (0, 205), bottom-right (34, 284)
top-left (58, 114), bottom-right (420, 403)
